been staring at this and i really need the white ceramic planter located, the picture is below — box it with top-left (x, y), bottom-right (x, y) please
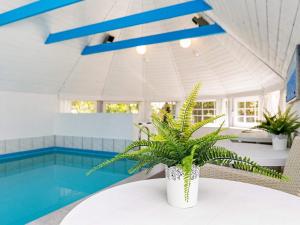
top-left (165, 165), bottom-right (200, 208)
top-left (272, 134), bottom-right (288, 151)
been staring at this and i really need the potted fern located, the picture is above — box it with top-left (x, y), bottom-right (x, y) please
top-left (88, 83), bottom-right (284, 208)
top-left (256, 107), bottom-right (300, 151)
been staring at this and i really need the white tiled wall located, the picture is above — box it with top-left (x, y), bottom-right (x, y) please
top-left (0, 136), bottom-right (55, 155)
top-left (0, 135), bottom-right (132, 155)
top-left (91, 137), bottom-right (102, 151)
top-left (82, 137), bottom-right (92, 150)
top-left (55, 136), bottom-right (131, 153)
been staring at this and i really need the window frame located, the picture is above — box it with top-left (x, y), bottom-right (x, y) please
top-left (150, 102), bottom-right (177, 117)
top-left (193, 100), bottom-right (217, 123)
top-left (104, 102), bottom-right (139, 114)
top-left (234, 96), bottom-right (260, 128)
top-left (70, 100), bottom-right (97, 114)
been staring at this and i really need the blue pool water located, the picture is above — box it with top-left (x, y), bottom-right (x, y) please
top-left (0, 147), bottom-right (136, 225)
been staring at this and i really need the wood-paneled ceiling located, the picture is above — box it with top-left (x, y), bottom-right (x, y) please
top-left (0, 0), bottom-right (295, 100)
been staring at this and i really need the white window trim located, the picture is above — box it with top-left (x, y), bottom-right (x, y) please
top-left (193, 100), bottom-right (217, 125)
top-left (233, 96), bottom-right (260, 128)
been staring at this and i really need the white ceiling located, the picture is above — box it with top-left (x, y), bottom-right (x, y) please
top-left (0, 0), bottom-right (295, 100)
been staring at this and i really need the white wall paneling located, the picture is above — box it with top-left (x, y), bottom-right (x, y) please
top-left (0, 91), bottom-right (58, 140)
top-left (54, 113), bottom-right (135, 140)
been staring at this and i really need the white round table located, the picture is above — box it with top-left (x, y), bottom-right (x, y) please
top-left (61, 178), bottom-right (300, 225)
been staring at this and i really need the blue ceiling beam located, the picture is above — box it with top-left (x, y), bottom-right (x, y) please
top-left (82, 24), bottom-right (225, 55)
top-left (45, 0), bottom-right (211, 44)
top-left (0, 0), bottom-right (82, 26)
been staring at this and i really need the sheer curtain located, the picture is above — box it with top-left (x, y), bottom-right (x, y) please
top-left (263, 91), bottom-right (281, 115)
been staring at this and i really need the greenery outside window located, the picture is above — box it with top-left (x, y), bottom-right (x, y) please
top-left (71, 101), bottom-right (97, 113)
top-left (193, 101), bottom-right (216, 123)
top-left (151, 102), bottom-right (177, 117)
top-left (105, 103), bottom-right (139, 114)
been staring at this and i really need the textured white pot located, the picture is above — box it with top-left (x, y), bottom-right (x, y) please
top-left (272, 134), bottom-right (288, 151)
top-left (165, 165), bottom-right (200, 208)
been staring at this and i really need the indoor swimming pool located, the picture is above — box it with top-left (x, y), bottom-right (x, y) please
top-left (0, 147), bottom-right (136, 225)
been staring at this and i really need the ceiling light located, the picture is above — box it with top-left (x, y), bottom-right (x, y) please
top-left (193, 50), bottom-right (200, 57)
top-left (136, 45), bottom-right (147, 55)
top-left (179, 39), bottom-right (191, 48)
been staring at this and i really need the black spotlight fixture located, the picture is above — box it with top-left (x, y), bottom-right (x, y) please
top-left (102, 34), bottom-right (115, 44)
top-left (192, 16), bottom-right (209, 27)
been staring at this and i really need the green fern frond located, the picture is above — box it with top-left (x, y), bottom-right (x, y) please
top-left (188, 134), bottom-right (236, 152)
top-left (197, 146), bottom-right (285, 179)
top-left (87, 147), bottom-right (153, 176)
top-left (184, 114), bottom-right (225, 139)
top-left (256, 106), bottom-right (300, 136)
top-left (124, 140), bottom-right (156, 153)
top-left (181, 147), bottom-right (196, 202)
top-left (128, 161), bottom-right (148, 174)
top-left (88, 82), bottom-right (286, 202)
top-left (177, 83), bottom-right (201, 133)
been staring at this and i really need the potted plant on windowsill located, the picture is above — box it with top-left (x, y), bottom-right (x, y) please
top-left (256, 107), bottom-right (300, 151)
top-left (88, 83), bottom-right (285, 208)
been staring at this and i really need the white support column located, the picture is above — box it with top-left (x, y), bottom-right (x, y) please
top-left (258, 95), bottom-right (264, 121)
top-left (279, 88), bottom-right (287, 111)
top-left (96, 101), bottom-right (104, 113)
top-left (175, 101), bottom-right (184, 118)
top-left (137, 101), bottom-right (152, 123)
top-left (228, 97), bottom-right (234, 127)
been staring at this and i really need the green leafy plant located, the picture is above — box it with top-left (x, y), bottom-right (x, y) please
top-left (256, 107), bottom-right (300, 144)
top-left (88, 83), bottom-right (285, 202)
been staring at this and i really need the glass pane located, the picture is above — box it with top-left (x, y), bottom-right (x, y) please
top-left (238, 110), bottom-right (245, 116)
top-left (246, 101), bottom-right (258, 108)
top-left (151, 102), bottom-right (164, 114)
top-left (208, 110), bottom-right (215, 116)
top-left (246, 109), bottom-right (255, 116)
top-left (203, 101), bottom-right (215, 109)
top-left (162, 103), bottom-right (172, 114)
top-left (203, 116), bottom-right (212, 120)
top-left (151, 102), bottom-right (176, 116)
top-left (106, 103), bottom-right (139, 113)
top-left (129, 104), bottom-right (139, 114)
top-left (203, 110), bottom-right (209, 115)
top-left (71, 101), bottom-right (97, 113)
top-left (171, 104), bottom-right (177, 114)
top-left (246, 117), bottom-right (255, 123)
top-left (195, 102), bottom-right (202, 108)
top-left (194, 116), bottom-right (202, 123)
top-left (193, 110), bottom-right (201, 115)
top-left (238, 117), bottom-right (244, 123)
top-left (238, 102), bottom-right (245, 108)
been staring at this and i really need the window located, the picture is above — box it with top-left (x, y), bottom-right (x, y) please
top-left (235, 98), bottom-right (259, 126)
top-left (193, 101), bottom-right (216, 123)
top-left (151, 102), bottom-right (176, 117)
top-left (71, 101), bottom-right (97, 113)
top-left (105, 103), bottom-right (139, 114)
